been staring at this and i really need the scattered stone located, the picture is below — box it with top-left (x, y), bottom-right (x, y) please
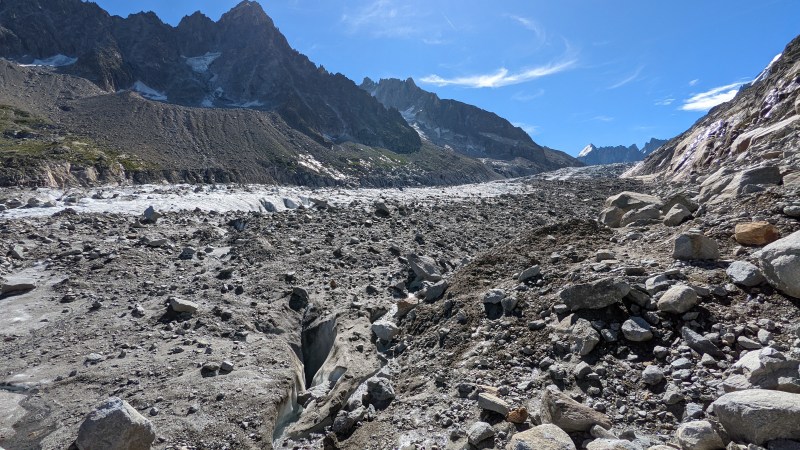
top-left (507, 424), bottom-right (576, 450)
top-left (76, 397), bottom-right (156, 450)
top-left (712, 389), bottom-right (800, 445)
top-left (681, 327), bottom-right (724, 358)
top-left (422, 279), bottom-right (448, 301)
top-left (641, 365), bottom-right (664, 385)
top-left (506, 407), bottom-right (529, 424)
top-left (567, 318), bottom-right (601, 356)
top-left (729, 347), bottom-right (800, 392)
top-left (664, 203), bottom-right (692, 226)
top-left (675, 420), bottom-right (725, 450)
top-left (541, 386), bottom-right (611, 432)
top-left (289, 287), bottom-right (310, 311)
top-left (178, 247), bottom-right (196, 260)
top-left (169, 298), bottom-right (198, 314)
top-left (595, 250), bottom-right (616, 262)
top-left (734, 222), bottom-right (781, 246)
top-left (1, 280), bottom-right (36, 295)
top-left (558, 278), bottom-right (630, 311)
top-left (371, 319), bottom-right (400, 342)
top-left (467, 421), bottom-right (495, 445)
top-left (726, 261), bottom-right (765, 287)
top-left (622, 317), bottom-right (653, 342)
top-left (478, 392), bottom-right (510, 416)
top-left (673, 231), bottom-right (719, 260)
top-left (8, 245), bottom-right (24, 260)
top-left (407, 253), bottom-right (442, 282)
top-left (366, 377), bottom-right (395, 402)
top-left (519, 265), bottom-right (541, 282)
top-left (657, 285), bottom-right (698, 314)
top-left (586, 439), bottom-right (644, 450)
top-left (484, 288), bottom-right (506, 304)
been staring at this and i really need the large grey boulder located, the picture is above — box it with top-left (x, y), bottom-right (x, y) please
top-left (728, 347), bottom-right (800, 393)
top-left (467, 421), bottom-right (495, 445)
top-left (682, 327), bottom-right (724, 358)
top-left (558, 278), bottom-right (630, 311)
top-left (506, 424), bottom-right (576, 450)
top-left (622, 317), bottom-right (654, 342)
top-left (620, 205), bottom-right (661, 227)
top-left (726, 261), bottom-right (765, 287)
top-left (712, 389), bottom-right (800, 445)
top-left (541, 386), bottom-right (611, 432)
top-left (657, 285), bottom-right (698, 314)
top-left (675, 420), bottom-right (725, 450)
top-left (673, 231), bottom-right (719, 260)
top-left (586, 439), bottom-right (644, 450)
top-left (600, 192), bottom-right (663, 228)
top-left (756, 230), bottom-right (800, 298)
top-left (76, 397), bottom-right (156, 450)
top-left (664, 203), bottom-right (692, 226)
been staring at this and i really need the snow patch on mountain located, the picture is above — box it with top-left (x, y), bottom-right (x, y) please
top-left (578, 144), bottom-right (596, 158)
top-left (185, 52), bottom-right (221, 73)
top-left (132, 81), bottom-right (168, 101)
top-left (23, 54), bottom-right (77, 67)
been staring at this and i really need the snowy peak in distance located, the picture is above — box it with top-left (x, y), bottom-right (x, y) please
top-left (578, 138), bottom-right (666, 166)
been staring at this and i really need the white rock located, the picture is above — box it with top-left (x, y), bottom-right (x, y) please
top-left (675, 420), bottom-right (725, 450)
top-left (76, 397), bottom-right (156, 450)
top-left (712, 389), bottom-right (800, 445)
top-left (756, 230), bottom-right (800, 298)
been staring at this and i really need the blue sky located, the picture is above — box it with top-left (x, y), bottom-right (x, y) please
top-left (92, 0), bottom-right (800, 155)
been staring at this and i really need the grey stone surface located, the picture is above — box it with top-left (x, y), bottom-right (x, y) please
top-left (76, 397), bottom-right (156, 450)
top-left (712, 389), bottom-right (800, 445)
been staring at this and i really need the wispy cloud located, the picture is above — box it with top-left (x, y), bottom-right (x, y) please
top-left (512, 89), bottom-right (545, 102)
top-left (655, 97), bottom-right (675, 106)
top-left (681, 81), bottom-right (748, 111)
top-left (608, 65), bottom-right (644, 89)
top-left (508, 15), bottom-right (546, 47)
top-left (341, 0), bottom-right (420, 38)
top-left (592, 115), bottom-right (614, 122)
top-left (513, 122), bottom-right (540, 136)
top-left (420, 58), bottom-right (576, 88)
top-left (688, 79), bottom-right (700, 86)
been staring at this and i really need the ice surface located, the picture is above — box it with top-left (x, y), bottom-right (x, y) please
top-left (185, 52), bottom-right (221, 73)
top-left (23, 54), bottom-right (77, 67)
top-left (132, 81), bottom-right (168, 101)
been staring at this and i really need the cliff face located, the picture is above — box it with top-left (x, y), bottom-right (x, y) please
top-left (360, 77), bottom-right (581, 171)
top-left (0, 0), bottom-right (421, 154)
top-left (628, 34), bottom-right (800, 181)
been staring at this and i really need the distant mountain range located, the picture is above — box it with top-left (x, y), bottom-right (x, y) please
top-left (577, 138), bottom-right (667, 166)
top-left (0, 0), bottom-right (580, 187)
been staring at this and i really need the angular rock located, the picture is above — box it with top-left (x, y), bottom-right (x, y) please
top-left (169, 298), bottom-right (198, 314)
top-left (467, 421), bottom-right (495, 445)
top-left (76, 397), bottom-right (156, 450)
top-left (507, 424), bottom-right (576, 450)
top-left (731, 347), bottom-right (800, 393)
top-left (586, 439), bottom-right (644, 450)
top-left (712, 389), bottom-right (800, 445)
top-left (641, 365), bottom-right (664, 385)
top-left (735, 222), bottom-right (781, 246)
top-left (558, 278), bottom-right (630, 311)
top-left (478, 393), bottom-right (510, 416)
top-left (622, 317), bottom-right (653, 342)
top-left (569, 318), bottom-right (601, 356)
top-left (1, 280), bottom-right (36, 295)
top-left (371, 319), bottom-right (399, 342)
top-left (599, 207), bottom-right (625, 228)
top-left (484, 288), bottom-right (506, 304)
top-left (673, 231), bottom-right (719, 260)
top-left (366, 377), bottom-right (395, 402)
top-left (506, 407), bottom-right (529, 424)
top-left (620, 205), bottom-right (661, 227)
top-left (541, 386), bottom-right (611, 432)
top-left (519, 265), bottom-right (541, 282)
top-left (407, 253), bottom-right (442, 282)
top-left (726, 261), bottom-right (765, 287)
top-left (675, 420), bottom-right (725, 450)
top-left (682, 327), bottom-right (724, 358)
top-left (664, 203), bottom-right (692, 226)
top-left (605, 192), bottom-right (663, 212)
top-left (141, 206), bottom-right (161, 224)
top-left (756, 230), bottom-right (800, 298)
top-left (422, 279), bottom-right (448, 301)
top-left (657, 285), bottom-right (699, 314)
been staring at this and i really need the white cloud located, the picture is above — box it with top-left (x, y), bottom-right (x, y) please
top-left (513, 122), bottom-right (540, 136)
top-left (420, 58), bottom-right (576, 88)
top-left (655, 97), bottom-right (675, 106)
top-left (681, 81), bottom-right (748, 111)
top-left (341, 0), bottom-right (420, 38)
top-left (688, 79), bottom-right (700, 86)
top-left (608, 65), bottom-right (644, 89)
top-left (509, 15), bottom-right (546, 47)
top-left (592, 115), bottom-right (614, 122)
top-left (512, 89), bottom-right (545, 102)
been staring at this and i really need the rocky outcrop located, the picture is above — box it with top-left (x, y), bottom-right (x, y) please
top-left (360, 77), bottom-right (580, 172)
top-left (626, 34), bottom-right (800, 183)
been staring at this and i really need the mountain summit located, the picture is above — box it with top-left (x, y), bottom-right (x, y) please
top-left (0, 0), bottom-right (420, 153)
top-left (577, 138), bottom-right (666, 166)
top-left (360, 77), bottom-right (577, 174)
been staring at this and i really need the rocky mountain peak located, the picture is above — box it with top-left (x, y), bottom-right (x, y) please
top-left (220, 1), bottom-right (273, 27)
